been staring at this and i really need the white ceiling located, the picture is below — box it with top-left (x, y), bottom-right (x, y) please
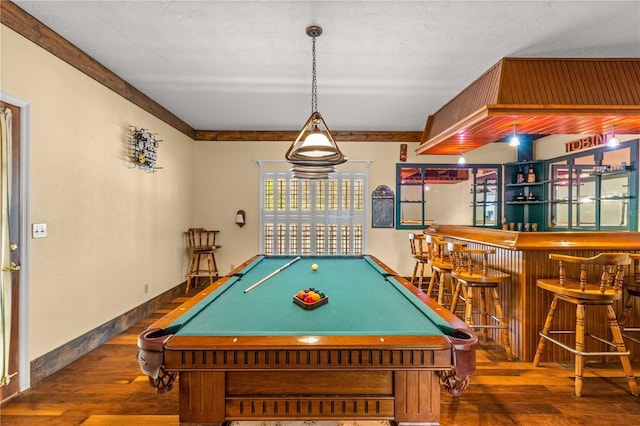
top-left (13, 1), bottom-right (640, 132)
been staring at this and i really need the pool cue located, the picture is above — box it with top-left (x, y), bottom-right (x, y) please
top-left (243, 256), bottom-right (301, 293)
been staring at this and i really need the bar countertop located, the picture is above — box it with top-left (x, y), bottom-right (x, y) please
top-left (424, 224), bottom-right (640, 251)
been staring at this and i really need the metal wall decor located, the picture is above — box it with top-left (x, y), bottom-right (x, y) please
top-left (131, 127), bottom-right (162, 172)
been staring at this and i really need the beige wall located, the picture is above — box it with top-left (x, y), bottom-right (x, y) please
top-left (534, 133), bottom-right (639, 160)
top-left (190, 139), bottom-right (516, 280)
top-left (1, 26), bottom-right (195, 360)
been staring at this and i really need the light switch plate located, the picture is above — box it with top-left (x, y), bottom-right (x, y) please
top-left (33, 223), bottom-right (47, 238)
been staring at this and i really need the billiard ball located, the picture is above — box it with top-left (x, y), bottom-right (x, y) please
top-left (311, 264), bottom-right (318, 271)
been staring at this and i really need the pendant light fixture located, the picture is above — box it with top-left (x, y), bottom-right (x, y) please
top-left (607, 125), bottom-right (620, 148)
top-left (285, 25), bottom-right (346, 179)
top-left (457, 148), bottom-right (466, 164)
top-left (509, 124), bottom-right (520, 147)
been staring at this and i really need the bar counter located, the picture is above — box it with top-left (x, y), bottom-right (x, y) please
top-left (425, 224), bottom-right (640, 362)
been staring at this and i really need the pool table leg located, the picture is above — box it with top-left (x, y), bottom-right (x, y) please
top-left (179, 371), bottom-right (226, 425)
top-left (393, 370), bottom-right (440, 424)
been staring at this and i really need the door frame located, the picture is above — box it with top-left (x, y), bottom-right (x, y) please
top-left (1, 92), bottom-right (31, 392)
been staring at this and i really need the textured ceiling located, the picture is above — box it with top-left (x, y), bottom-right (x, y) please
top-left (12, 1), bottom-right (640, 133)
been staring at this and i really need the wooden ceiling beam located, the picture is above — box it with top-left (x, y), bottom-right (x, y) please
top-left (195, 130), bottom-right (422, 142)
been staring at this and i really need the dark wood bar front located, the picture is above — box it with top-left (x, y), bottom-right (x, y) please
top-left (425, 224), bottom-right (640, 362)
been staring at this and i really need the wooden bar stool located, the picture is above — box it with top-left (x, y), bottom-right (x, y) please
top-left (185, 228), bottom-right (220, 294)
top-left (449, 243), bottom-right (513, 360)
top-left (408, 233), bottom-right (429, 290)
top-left (425, 236), bottom-right (455, 306)
top-left (620, 253), bottom-right (640, 345)
top-left (533, 253), bottom-right (637, 397)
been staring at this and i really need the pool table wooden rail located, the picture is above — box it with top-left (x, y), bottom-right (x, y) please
top-left (162, 339), bottom-right (457, 370)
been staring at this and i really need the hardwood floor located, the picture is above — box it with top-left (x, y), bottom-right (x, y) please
top-left (1, 289), bottom-right (639, 425)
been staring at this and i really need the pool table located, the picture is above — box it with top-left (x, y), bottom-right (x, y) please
top-left (137, 255), bottom-right (477, 425)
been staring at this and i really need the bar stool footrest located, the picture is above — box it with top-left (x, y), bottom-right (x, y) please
top-left (539, 332), bottom-right (631, 357)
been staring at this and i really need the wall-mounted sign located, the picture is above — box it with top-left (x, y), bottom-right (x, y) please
top-left (564, 134), bottom-right (612, 153)
top-left (371, 185), bottom-right (395, 228)
top-left (399, 144), bottom-right (407, 162)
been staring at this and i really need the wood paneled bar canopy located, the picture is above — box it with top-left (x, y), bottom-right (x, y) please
top-left (418, 58), bottom-right (640, 155)
top-left (425, 224), bottom-right (640, 362)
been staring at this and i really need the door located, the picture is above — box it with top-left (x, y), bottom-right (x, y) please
top-left (0, 101), bottom-right (21, 401)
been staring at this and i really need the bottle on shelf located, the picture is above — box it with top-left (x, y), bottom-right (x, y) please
top-left (527, 166), bottom-right (536, 183)
top-left (516, 167), bottom-right (525, 184)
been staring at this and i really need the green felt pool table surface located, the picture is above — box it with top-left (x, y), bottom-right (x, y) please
top-left (169, 255), bottom-right (456, 337)
top-left (138, 254), bottom-right (478, 424)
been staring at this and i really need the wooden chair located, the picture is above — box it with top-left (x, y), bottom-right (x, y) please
top-left (185, 228), bottom-right (220, 294)
top-left (425, 236), bottom-right (455, 306)
top-left (533, 253), bottom-right (637, 397)
top-left (449, 243), bottom-right (513, 360)
top-left (408, 233), bottom-right (429, 290)
top-left (619, 253), bottom-right (640, 345)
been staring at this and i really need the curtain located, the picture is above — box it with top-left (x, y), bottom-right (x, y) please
top-left (0, 107), bottom-right (12, 386)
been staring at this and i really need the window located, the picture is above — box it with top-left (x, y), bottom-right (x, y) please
top-left (260, 164), bottom-right (367, 255)
top-left (396, 163), bottom-right (501, 229)
top-left (548, 141), bottom-right (637, 231)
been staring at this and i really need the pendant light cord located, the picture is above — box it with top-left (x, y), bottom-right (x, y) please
top-left (311, 36), bottom-right (318, 113)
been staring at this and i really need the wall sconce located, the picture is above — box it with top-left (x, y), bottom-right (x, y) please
top-left (235, 210), bottom-right (246, 227)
